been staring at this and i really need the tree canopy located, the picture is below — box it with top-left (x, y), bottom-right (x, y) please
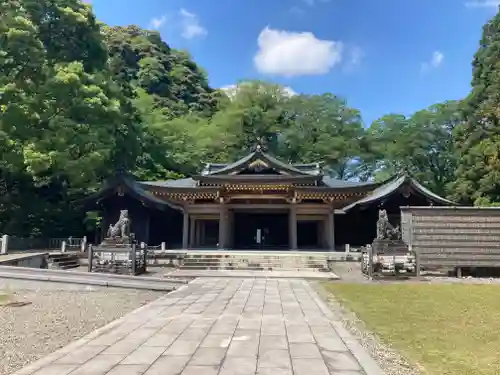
top-left (1, 0), bottom-right (499, 236)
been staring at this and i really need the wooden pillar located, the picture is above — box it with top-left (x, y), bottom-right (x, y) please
top-left (219, 206), bottom-right (228, 249)
top-left (143, 211), bottom-right (150, 245)
top-left (182, 210), bottom-right (189, 249)
top-left (289, 205), bottom-right (298, 250)
top-left (195, 220), bottom-right (201, 247)
top-left (189, 217), bottom-right (195, 248)
top-left (327, 211), bottom-right (335, 251)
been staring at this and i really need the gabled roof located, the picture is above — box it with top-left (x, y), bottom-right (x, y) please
top-left (342, 173), bottom-right (455, 211)
top-left (77, 175), bottom-right (184, 211)
top-left (199, 145), bottom-right (322, 177)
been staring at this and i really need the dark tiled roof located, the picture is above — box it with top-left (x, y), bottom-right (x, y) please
top-left (138, 178), bottom-right (197, 188)
top-left (342, 174), bottom-right (454, 211)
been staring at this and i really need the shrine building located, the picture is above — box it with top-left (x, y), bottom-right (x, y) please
top-left (83, 146), bottom-right (453, 250)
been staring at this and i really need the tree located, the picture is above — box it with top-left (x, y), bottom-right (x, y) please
top-left (368, 101), bottom-right (462, 196)
top-left (280, 94), bottom-right (367, 180)
top-left (453, 9), bottom-right (500, 204)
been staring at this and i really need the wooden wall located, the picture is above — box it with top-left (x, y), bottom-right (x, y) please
top-left (401, 207), bottom-right (500, 267)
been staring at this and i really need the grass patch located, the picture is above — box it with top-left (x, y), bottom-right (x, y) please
top-left (323, 283), bottom-right (500, 375)
top-left (0, 293), bottom-right (10, 306)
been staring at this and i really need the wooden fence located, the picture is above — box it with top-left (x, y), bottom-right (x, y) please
top-left (4, 236), bottom-right (86, 252)
top-left (401, 206), bottom-right (500, 276)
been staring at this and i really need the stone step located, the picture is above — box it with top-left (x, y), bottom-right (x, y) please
top-left (178, 265), bottom-right (328, 272)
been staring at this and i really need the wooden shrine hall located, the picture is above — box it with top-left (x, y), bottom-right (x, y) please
top-left (83, 146), bottom-right (453, 250)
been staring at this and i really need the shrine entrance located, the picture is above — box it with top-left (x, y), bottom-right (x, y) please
top-left (233, 212), bottom-right (289, 250)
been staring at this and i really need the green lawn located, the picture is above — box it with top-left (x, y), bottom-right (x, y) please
top-left (323, 283), bottom-right (500, 375)
top-left (0, 293), bottom-right (10, 306)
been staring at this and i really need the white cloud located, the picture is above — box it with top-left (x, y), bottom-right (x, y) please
top-left (431, 51), bottom-right (444, 67)
top-left (254, 27), bottom-right (343, 77)
top-left (464, 0), bottom-right (500, 7)
top-left (346, 46), bottom-right (364, 70)
top-left (179, 8), bottom-right (207, 39)
top-left (149, 15), bottom-right (167, 30)
top-left (420, 51), bottom-right (444, 75)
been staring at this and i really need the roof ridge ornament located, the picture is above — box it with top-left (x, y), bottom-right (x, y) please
top-left (253, 136), bottom-right (268, 153)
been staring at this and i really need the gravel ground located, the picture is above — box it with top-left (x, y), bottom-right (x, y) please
top-left (0, 279), bottom-right (163, 375)
top-left (314, 281), bottom-right (420, 375)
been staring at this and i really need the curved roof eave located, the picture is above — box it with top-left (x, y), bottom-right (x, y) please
top-left (75, 176), bottom-right (184, 212)
top-left (342, 174), bottom-right (455, 212)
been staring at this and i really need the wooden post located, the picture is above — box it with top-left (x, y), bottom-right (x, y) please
top-left (81, 236), bottom-right (87, 252)
top-left (219, 206), bottom-right (228, 249)
top-left (143, 245), bottom-right (148, 273)
top-left (289, 205), bottom-right (297, 250)
top-left (87, 244), bottom-right (93, 272)
top-left (368, 245), bottom-right (373, 280)
top-left (131, 243), bottom-right (137, 275)
top-left (182, 211), bottom-right (189, 249)
top-left (414, 246), bottom-right (421, 277)
top-left (1, 234), bottom-right (8, 255)
top-left (327, 211), bottom-right (335, 251)
top-left (189, 217), bottom-right (195, 248)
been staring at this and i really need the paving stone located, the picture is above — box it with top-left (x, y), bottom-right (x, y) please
top-left (200, 333), bottom-right (232, 348)
top-left (121, 346), bottom-right (166, 365)
top-left (256, 368), bottom-right (293, 375)
top-left (143, 356), bottom-right (190, 375)
top-left (178, 327), bottom-right (210, 341)
top-left (287, 327), bottom-right (315, 343)
top-left (56, 345), bottom-right (106, 364)
top-left (219, 357), bottom-right (257, 375)
top-left (105, 364), bottom-right (150, 375)
top-left (322, 351), bottom-right (362, 371)
top-left (143, 333), bottom-right (178, 347)
top-left (258, 349), bottom-right (291, 368)
top-left (102, 338), bottom-right (144, 355)
top-left (69, 354), bottom-right (125, 375)
top-left (289, 343), bottom-right (322, 359)
top-left (32, 364), bottom-right (77, 375)
top-left (189, 347), bottom-right (226, 366)
top-left (259, 335), bottom-right (288, 350)
top-left (16, 277), bottom-right (385, 375)
top-left (314, 335), bottom-right (349, 352)
top-left (181, 365), bottom-right (220, 375)
top-left (226, 338), bottom-right (259, 357)
top-left (163, 340), bottom-right (200, 356)
top-left (292, 358), bottom-right (330, 375)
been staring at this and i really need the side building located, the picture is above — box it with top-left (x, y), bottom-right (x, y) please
top-left (81, 146), bottom-right (454, 250)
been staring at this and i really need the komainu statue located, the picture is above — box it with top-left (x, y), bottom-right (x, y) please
top-left (376, 209), bottom-right (401, 240)
top-left (107, 210), bottom-right (131, 239)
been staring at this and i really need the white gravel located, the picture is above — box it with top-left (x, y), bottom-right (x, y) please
top-left (0, 279), bottom-right (163, 375)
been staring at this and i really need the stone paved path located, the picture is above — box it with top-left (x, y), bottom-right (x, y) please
top-left (14, 278), bottom-right (384, 375)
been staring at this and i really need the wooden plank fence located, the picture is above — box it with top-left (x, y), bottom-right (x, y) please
top-left (401, 206), bottom-right (500, 276)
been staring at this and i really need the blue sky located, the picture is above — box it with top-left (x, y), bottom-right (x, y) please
top-left (90, 0), bottom-right (498, 124)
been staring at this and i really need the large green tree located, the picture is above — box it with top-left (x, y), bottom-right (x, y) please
top-left (453, 10), bottom-right (500, 205)
top-left (368, 101), bottom-right (462, 196)
top-left (280, 93), bottom-right (368, 180)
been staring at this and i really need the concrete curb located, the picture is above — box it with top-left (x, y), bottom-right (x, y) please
top-left (167, 270), bottom-right (340, 280)
top-left (304, 281), bottom-right (386, 375)
top-left (0, 265), bottom-right (188, 284)
top-left (12, 282), bottom-right (191, 375)
top-left (0, 271), bottom-right (179, 291)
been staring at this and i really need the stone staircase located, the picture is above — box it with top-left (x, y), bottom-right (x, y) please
top-left (48, 253), bottom-right (80, 270)
top-left (178, 251), bottom-right (333, 272)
